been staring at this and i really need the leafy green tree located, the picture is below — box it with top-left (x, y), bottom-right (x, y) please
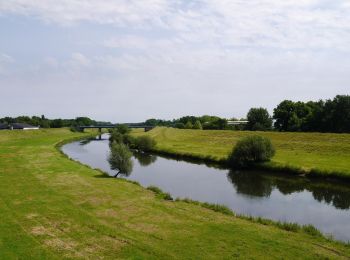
top-left (288, 113), bottom-right (302, 131)
top-left (145, 118), bottom-right (158, 126)
top-left (50, 119), bottom-right (63, 128)
top-left (108, 143), bottom-right (133, 177)
top-left (115, 124), bottom-right (131, 135)
top-left (185, 121), bottom-right (193, 129)
top-left (75, 117), bottom-right (94, 126)
top-left (321, 95), bottom-right (350, 133)
top-left (175, 122), bottom-right (185, 129)
top-left (179, 116), bottom-right (197, 125)
top-left (40, 120), bottom-right (51, 128)
top-left (193, 120), bottom-right (202, 130)
top-left (246, 108), bottom-right (272, 131)
top-left (273, 100), bottom-right (295, 131)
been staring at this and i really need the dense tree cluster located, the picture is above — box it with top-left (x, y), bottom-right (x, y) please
top-left (145, 115), bottom-right (229, 130)
top-left (0, 115), bottom-right (111, 129)
top-left (273, 95), bottom-right (350, 133)
top-left (144, 95), bottom-right (349, 133)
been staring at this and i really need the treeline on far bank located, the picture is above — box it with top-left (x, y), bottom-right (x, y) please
top-left (0, 115), bottom-right (110, 129)
top-left (144, 95), bottom-right (350, 133)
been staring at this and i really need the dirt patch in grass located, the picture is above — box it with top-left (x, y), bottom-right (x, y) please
top-left (31, 226), bottom-right (50, 236)
top-left (26, 213), bottom-right (39, 219)
top-left (44, 238), bottom-right (81, 257)
top-left (97, 208), bottom-right (119, 218)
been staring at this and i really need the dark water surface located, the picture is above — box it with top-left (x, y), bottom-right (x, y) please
top-left (62, 134), bottom-right (350, 241)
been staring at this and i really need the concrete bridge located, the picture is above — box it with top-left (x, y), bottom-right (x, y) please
top-left (78, 124), bottom-right (155, 133)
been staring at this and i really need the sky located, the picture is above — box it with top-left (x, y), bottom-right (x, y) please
top-left (0, 0), bottom-right (349, 122)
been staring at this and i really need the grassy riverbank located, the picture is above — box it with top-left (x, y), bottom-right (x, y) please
top-left (0, 129), bottom-right (349, 258)
top-left (132, 127), bottom-right (350, 179)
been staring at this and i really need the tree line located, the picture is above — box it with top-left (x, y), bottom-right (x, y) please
top-left (0, 115), bottom-right (110, 128)
top-left (144, 95), bottom-right (350, 133)
top-left (145, 115), bottom-right (231, 130)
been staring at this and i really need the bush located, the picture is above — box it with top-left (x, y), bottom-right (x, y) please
top-left (122, 134), bottom-right (137, 147)
top-left (135, 136), bottom-right (156, 151)
top-left (228, 135), bottom-right (275, 167)
top-left (147, 185), bottom-right (163, 194)
top-left (70, 126), bottom-right (79, 132)
top-left (114, 124), bottom-right (131, 135)
top-left (109, 130), bottom-right (124, 144)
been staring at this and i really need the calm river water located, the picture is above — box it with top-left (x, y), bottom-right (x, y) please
top-left (62, 134), bottom-right (350, 242)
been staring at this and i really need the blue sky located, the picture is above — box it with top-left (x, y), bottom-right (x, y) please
top-left (0, 0), bottom-right (349, 122)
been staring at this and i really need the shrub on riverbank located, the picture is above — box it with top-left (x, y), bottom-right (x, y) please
top-left (134, 136), bottom-right (157, 152)
top-left (109, 131), bottom-right (124, 144)
top-left (228, 135), bottom-right (275, 167)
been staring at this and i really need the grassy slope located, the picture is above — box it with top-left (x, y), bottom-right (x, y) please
top-left (0, 129), bottom-right (349, 259)
top-left (133, 127), bottom-right (350, 177)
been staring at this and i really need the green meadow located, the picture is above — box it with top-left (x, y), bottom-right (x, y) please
top-left (0, 128), bottom-right (350, 258)
top-left (132, 127), bottom-right (350, 178)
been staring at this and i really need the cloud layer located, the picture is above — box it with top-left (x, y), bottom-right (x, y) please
top-left (0, 1), bottom-right (349, 121)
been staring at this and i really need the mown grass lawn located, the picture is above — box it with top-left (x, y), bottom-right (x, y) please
top-left (133, 127), bottom-right (350, 177)
top-left (0, 128), bottom-right (349, 259)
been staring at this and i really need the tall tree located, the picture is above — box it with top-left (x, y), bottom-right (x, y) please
top-left (246, 107), bottom-right (272, 131)
top-left (273, 100), bottom-right (295, 131)
top-left (193, 120), bottom-right (203, 130)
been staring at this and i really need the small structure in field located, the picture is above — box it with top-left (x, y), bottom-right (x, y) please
top-left (10, 123), bottom-right (40, 130)
top-left (0, 123), bottom-right (9, 130)
top-left (227, 120), bottom-right (249, 126)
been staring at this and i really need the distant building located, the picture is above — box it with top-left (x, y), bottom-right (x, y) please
top-left (10, 123), bottom-right (40, 130)
top-left (227, 120), bottom-right (249, 126)
top-left (0, 123), bottom-right (9, 130)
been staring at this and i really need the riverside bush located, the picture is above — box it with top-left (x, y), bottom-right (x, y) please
top-left (228, 135), bottom-right (275, 167)
top-left (135, 136), bottom-right (156, 151)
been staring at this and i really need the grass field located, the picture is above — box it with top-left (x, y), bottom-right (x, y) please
top-left (1, 128), bottom-right (350, 259)
top-left (132, 127), bottom-right (350, 178)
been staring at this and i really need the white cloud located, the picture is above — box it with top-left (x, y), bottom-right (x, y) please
top-left (70, 53), bottom-right (91, 66)
top-left (0, 53), bottom-right (14, 63)
top-left (0, 53), bottom-right (14, 74)
top-left (0, 0), bottom-right (171, 26)
top-left (1, 0), bottom-right (350, 51)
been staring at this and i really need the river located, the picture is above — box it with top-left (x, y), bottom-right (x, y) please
top-left (62, 134), bottom-right (350, 242)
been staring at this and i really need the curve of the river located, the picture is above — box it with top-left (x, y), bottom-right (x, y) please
top-left (62, 134), bottom-right (350, 242)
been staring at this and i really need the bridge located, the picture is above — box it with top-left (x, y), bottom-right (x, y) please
top-left (78, 124), bottom-right (155, 133)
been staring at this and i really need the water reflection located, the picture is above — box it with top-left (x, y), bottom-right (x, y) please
top-left (228, 171), bottom-right (273, 198)
top-left (228, 170), bottom-right (350, 210)
top-left (79, 135), bottom-right (105, 145)
top-left (133, 151), bottom-right (157, 167)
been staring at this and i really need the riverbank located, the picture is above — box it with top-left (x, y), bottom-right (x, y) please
top-left (132, 127), bottom-right (350, 180)
top-left (0, 129), bottom-right (349, 258)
